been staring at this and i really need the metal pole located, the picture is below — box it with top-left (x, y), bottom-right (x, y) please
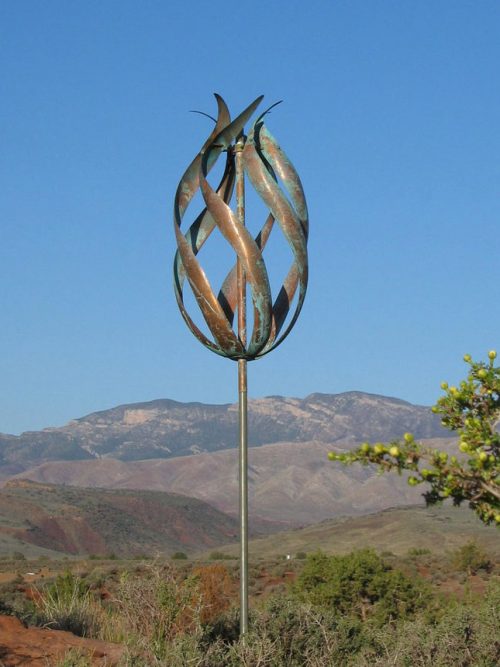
top-left (235, 135), bottom-right (249, 638)
top-left (238, 358), bottom-right (248, 637)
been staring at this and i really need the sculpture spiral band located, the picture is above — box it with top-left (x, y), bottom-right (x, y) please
top-left (174, 94), bottom-right (308, 360)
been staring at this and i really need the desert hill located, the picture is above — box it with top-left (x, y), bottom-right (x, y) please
top-left (8, 438), bottom-right (458, 526)
top-left (207, 504), bottom-right (500, 559)
top-left (0, 479), bottom-right (241, 558)
top-left (0, 391), bottom-right (458, 532)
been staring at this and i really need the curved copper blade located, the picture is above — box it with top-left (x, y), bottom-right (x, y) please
top-left (217, 213), bottom-right (275, 325)
top-left (173, 96), bottom-right (242, 356)
top-left (173, 95), bottom-right (309, 361)
top-left (243, 121), bottom-right (308, 355)
top-left (200, 149), bottom-right (272, 357)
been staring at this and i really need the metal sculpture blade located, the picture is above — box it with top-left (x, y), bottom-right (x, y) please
top-left (173, 94), bottom-right (308, 360)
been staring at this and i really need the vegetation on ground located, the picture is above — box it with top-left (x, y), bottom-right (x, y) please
top-left (1, 543), bottom-right (498, 666)
top-left (329, 352), bottom-right (500, 524)
top-left (293, 549), bottom-right (437, 625)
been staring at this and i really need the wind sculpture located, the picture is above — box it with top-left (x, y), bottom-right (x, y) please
top-left (173, 94), bottom-right (308, 636)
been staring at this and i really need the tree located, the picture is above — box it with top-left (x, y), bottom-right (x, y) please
top-left (328, 351), bottom-right (500, 525)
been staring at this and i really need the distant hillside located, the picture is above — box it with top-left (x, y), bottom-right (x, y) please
top-left (0, 480), bottom-right (241, 558)
top-left (9, 438), bottom-right (458, 526)
top-left (0, 392), bottom-right (446, 474)
top-left (208, 504), bottom-right (500, 559)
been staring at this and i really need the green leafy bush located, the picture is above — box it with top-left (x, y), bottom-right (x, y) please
top-left (293, 549), bottom-right (435, 625)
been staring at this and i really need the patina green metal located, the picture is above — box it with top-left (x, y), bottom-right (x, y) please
top-left (173, 94), bottom-right (308, 360)
top-left (173, 94), bottom-right (309, 637)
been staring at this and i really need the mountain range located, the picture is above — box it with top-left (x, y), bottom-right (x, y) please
top-left (8, 438), bottom-right (458, 526)
top-left (0, 391), bottom-right (454, 529)
top-left (0, 391), bottom-right (446, 473)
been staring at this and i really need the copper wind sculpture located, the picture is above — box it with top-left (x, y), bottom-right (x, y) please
top-left (173, 94), bottom-right (308, 636)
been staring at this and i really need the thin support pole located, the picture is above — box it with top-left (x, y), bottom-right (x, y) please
top-left (235, 136), bottom-right (249, 638)
top-left (238, 359), bottom-right (248, 637)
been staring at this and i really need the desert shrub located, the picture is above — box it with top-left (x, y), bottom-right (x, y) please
top-left (33, 571), bottom-right (103, 637)
top-left (452, 540), bottom-right (492, 575)
top-left (49, 571), bottom-right (90, 599)
top-left (293, 549), bottom-right (435, 625)
top-left (200, 596), bottom-right (363, 667)
top-left (408, 547), bottom-right (432, 556)
top-left (295, 551), bottom-right (307, 559)
top-left (113, 563), bottom-right (204, 661)
top-left (171, 551), bottom-right (188, 560)
top-left (54, 649), bottom-right (93, 667)
top-left (191, 564), bottom-right (237, 624)
top-left (0, 596), bottom-right (14, 615)
top-left (251, 596), bottom-right (362, 666)
top-left (353, 580), bottom-right (500, 666)
top-left (114, 574), bottom-right (367, 666)
top-left (208, 550), bottom-right (235, 560)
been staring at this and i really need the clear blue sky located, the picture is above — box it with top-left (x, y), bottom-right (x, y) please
top-left (1, 1), bottom-right (499, 434)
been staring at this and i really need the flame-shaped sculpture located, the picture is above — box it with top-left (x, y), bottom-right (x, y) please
top-left (173, 94), bottom-right (308, 359)
top-left (173, 94), bottom-right (308, 637)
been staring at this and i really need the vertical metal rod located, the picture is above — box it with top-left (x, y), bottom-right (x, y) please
top-left (235, 135), bottom-right (249, 638)
top-left (238, 358), bottom-right (248, 637)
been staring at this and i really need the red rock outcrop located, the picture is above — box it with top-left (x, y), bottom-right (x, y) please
top-left (0, 614), bottom-right (124, 666)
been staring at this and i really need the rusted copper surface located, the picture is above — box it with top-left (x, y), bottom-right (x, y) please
top-left (173, 94), bottom-right (308, 360)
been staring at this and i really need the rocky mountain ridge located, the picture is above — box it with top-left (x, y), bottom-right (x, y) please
top-left (0, 391), bottom-right (446, 475)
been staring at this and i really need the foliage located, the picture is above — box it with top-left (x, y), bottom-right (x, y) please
top-left (408, 547), bottom-right (432, 557)
top-left (191, 564), bottom-right (236, 624)
top-left (113, 563), bottom-right (204, 661)
top-left (202, 597), bottom-right (361, 667)
top-left (4, 550), bottom-right (499, 666)
top-left (452, 540), bottom-right (492, 575)
top-left (54, 649), bottom-right (93, 667)
top-left (208, 551), bottom-right (236, 560)
top-left (293, 549), bottom-right (435, 625)
top-left (328, 352), bottom-right (500, 524)
top-left (171, 551), bottom-right (188, 560)
top-left (33, 570), bottom-right (103, 637)
top-left (353, 580), bottom-right (500, 666)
